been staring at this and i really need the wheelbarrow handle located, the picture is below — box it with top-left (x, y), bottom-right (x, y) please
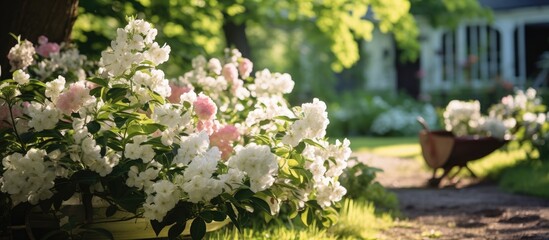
top-left (417, 116), bottom-right (430, 131)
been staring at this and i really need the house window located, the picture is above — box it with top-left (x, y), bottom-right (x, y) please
top-left (441, 25), bottom-right (501, 84)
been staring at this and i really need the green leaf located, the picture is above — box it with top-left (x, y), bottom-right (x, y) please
top-left (141, 123), bottom-right (165, 134)
top-left (90, 86), bottom-right (103, 97)
top-left (250, 197), bottom-right (271, 214)
top-left (190, 217), bottom-right (206, 240)
top-left (199, 211), bottom-right (214, 223)
top-left (274, 116), bottom-right (297, 121)
top-left (71, 170), bottom-right (99, 185)
top-left (87, 121), bottom-right (101, 134)
top-left (300, 207), bottom-right (313, 226)
top-left (106, 87), bottom-right (128, 102)
top-left (168, 221), bottom-right (186, 239)
top-left (210, 211), bottom-right (227, 222)
top-left (225, 202), bottom-right (240, 231)
top-left (304, 139), bottom-right (325, 149)
top-left (295, 141), bottom-right (306, 154)
top-left (87, 77), bottom-right (109, 87)
top-left (287, 201), bottom-right (299, 219)
top-left (39, 198), bottom-right (53, 212)
top-left (106, 205), bottom-right (117, 217)
top-left (150, 219), bottom-right (166, 236)
top-left (234, 189), bottom-right (254, 201)
top-left (56, 181), bottom-right (76, 201)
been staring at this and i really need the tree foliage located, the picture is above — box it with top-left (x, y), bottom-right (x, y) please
top-left (73, 0), bottom-right (419, 75)
top-left (410, 0), bottom-right (492, 28)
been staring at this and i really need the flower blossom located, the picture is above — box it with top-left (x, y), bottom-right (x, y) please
top-left (238, 58), bottom-right (253, 79)
top-left (282, 98), bottom-right (329, 146)
top-left (27, 101), bottom-right (61, 131)
top-left (210, 124), bottom-right (240, 160)
top-left (222, 63), bottom-right (238, 84)
top-left (228, 144), bottom-right (278, 193)
top-left (0, 149), bottom-right (56, 205)
top-left (13, 69), bottom-right (30, 85)
top-left (35, 36), bottom-right (60, 58)
top-left (167, 83), bottom-right (191, 103)
top-left (143, 180), bottom-right (180, 221)
top-left (193, 94), bottom-right (217, 121)
top-left (56, 82), bottom-right (93, 115)
top-left (443, 100), bottom-right (481, 136)
top-left (8, 39), bottom-right (35, 70)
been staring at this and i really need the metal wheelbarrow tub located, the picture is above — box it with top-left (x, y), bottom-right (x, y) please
top-left (417, 118), bottom-right (508, 186)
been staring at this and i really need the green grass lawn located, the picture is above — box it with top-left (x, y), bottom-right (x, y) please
top-left (206, 199), bottom-right (393, 240)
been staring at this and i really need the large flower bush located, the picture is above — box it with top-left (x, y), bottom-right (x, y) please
top-left (443, 89), bottom-right (549, 159)
top-left (0, 18), bottom-right (350, 239)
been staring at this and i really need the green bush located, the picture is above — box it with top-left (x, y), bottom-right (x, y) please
top-left (327, 91), bottom-right (437, 137)
top-left (338, 160), bottom-right (399, 213)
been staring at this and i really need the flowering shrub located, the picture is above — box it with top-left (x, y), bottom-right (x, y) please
top-left (328, 92), bottom-right (438, 136)
top-left (7, 35), bottom-right (92, 83)
top-left (442, 89), bottom-right (549, 159)
top-left (488, 88), bottom-right (549, 160)
top-left (0, 18), bottom-right (351, 239)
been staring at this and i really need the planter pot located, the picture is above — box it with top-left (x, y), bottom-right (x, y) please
top-left (7, 196), bottom-right (229, 240)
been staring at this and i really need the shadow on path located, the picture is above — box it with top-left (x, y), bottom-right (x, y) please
top-left (355, 151), bottom-right (549, 240)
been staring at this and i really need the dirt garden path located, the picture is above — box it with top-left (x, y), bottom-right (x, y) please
top-left (356, 152), bottom-right (549, 240)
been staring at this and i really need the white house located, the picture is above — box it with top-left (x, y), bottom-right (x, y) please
top-left (363, 0), bottom-right (549, 98)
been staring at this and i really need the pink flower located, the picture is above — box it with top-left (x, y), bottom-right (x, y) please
top-left (210, 125), bottom-right (240, 160)
top-left (193, 95), bottom-right (217, 121)
top-left (0, 103), bottom-right (23, 129)
top-left (196, 119), bottom-right (217, 135)
top-left (168, 83), bottom-right (191, 103)
top-left (238, 58), bottom-right (253, 79)
top-left (35, 36), bottom-right (60, 58)
top-left (222, 64), bottom-right (238, 84)
top-left (56, 83), bottom-right (91, 115)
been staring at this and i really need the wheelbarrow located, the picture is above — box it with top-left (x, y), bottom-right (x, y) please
top-left (417, 117), bottom-right (508, 186)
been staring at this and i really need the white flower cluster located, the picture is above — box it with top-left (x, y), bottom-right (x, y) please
top-left (0, 149), bottom-right (56, 205)
top-left (477, 116), bottom-right (510, 139)
top-left (443, 100), bottom-right (482, 137)
top-left (228, 144), bottom-right (278, 193)
top-left (249, 69), bottom-right (295, 98)
top-left (302, 139), bottom-right (350, 208)
top-left (283, 98), bottom-right (329, 147)
top-left (495, 88), bottom-right (548, 139)
top-left (26, 101), bottom-right (61, 132)
top-left (33, 47), bottom-right (88, 81)
top-left (100, 18), bottom-right (170, 77)
top-left (70, 120), bottom-right (120, 176)
top-left (7, 39), bottom-right (35, 70)
top-left (12, 70), bottom-right (30, 85)
top-left (143, 180), bottom-right (180, 221)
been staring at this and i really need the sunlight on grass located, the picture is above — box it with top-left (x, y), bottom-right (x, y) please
top-left (370, 144), bottom-right (422, 159)
top-left (328, 199), bottom-right (393, 239)
top-left (500, 160), bottom-right (549, 198)
top-left (206, 199), bottom-right (393, 240)
top-left (467, 149), bottom-right (527, 179)
top-left (347, 136), bottom-right (417, 152)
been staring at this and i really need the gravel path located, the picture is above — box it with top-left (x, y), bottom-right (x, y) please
top-left (356, 152), bottom-right (549, 240)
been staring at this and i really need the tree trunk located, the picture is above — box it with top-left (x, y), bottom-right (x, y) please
top-left (0, 0), bottom-right (79, 77)
top-left (222, 15), bottom-right (251, 59)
